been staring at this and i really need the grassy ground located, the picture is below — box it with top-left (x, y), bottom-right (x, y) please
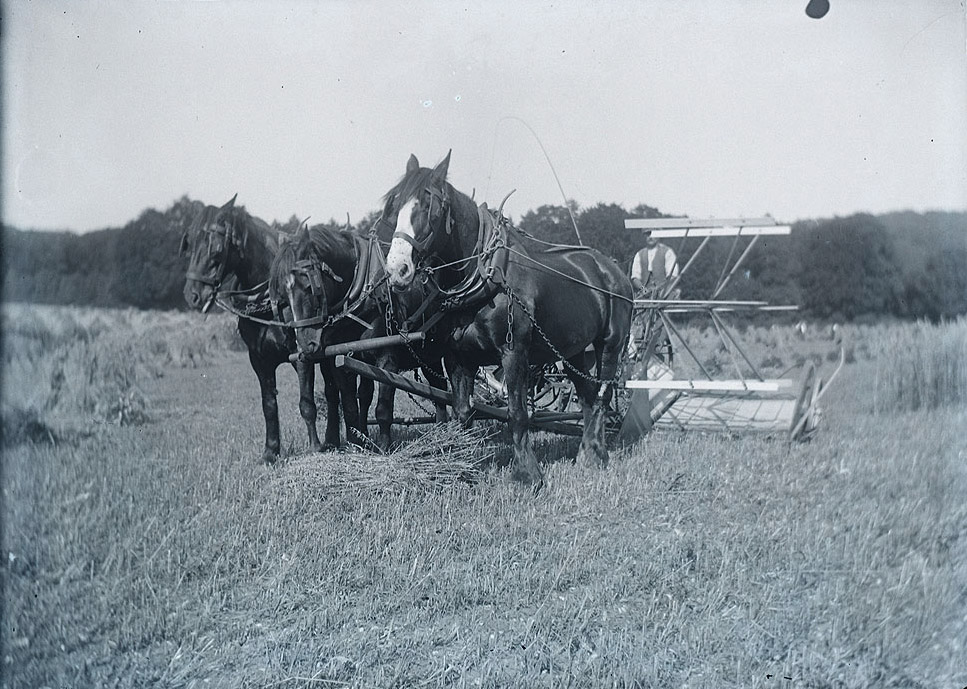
top-left (2, 306), bottom-right (965, 688)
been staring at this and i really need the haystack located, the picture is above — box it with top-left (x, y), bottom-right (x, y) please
top-left (272, 422), bottom-right (493, 494)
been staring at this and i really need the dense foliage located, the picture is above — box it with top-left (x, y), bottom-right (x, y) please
top-left (2, 196), bottom-right (964, 321)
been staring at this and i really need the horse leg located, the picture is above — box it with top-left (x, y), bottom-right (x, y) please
top-left (374, 354), bottom-right (399, 452)
top-left (336, 370), bottom-right (366, 448)
top-left (293, 359), bottom-right (323, 453)
top-left (501, 347), bottom-right (544, 488)
top-left (445, 353), bottom-right (477, 427)
top-left (565, 352), bottom-right (610, 468)
top-left (319, 359), bottom-right (342, 451)
top-left (358, 374), bottom-right (375, 439)
top-left (249, 353), bottom-right (281, 464)
top-left (422, 360), bottom-right (450, 423)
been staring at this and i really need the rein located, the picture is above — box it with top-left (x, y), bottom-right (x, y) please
top-left (213, 282), bottom-right (286, 327)
top-left (502, 246), bottom-right (635, 304)
top-left (411, 200), bottom-right (633, 312)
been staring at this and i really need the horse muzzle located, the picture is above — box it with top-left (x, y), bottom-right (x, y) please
top-left (184, 283), bottom-right (215, 312)
top-left (388, 266), bottom-right (415, 291)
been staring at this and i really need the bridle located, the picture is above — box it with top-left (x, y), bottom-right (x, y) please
top-left (391, 186), bottom-right (453, 259)
top-left (285, 257), bottom-right (345, 329)
top-left (185, 216), bottom-right (246, 291)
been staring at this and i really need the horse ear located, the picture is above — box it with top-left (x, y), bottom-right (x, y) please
top-left (179, 230), bottom-right (190, 255)
top-left (222, 193), bottom-right (238, 210)
top-left (382, 193), bottom-right (396, 221)
top-left (406, 154), bottom-right (420, 174)
top-left (432, 150), bottom-right (451, 183)
top-left (297, 217), bottom-right (312, 239)
top-left (344, 213), bottom-right (352, 232)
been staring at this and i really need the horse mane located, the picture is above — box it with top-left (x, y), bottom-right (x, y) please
top-left (188, 201), bottom-right (278, 253)
top-left (228, 205), bottom-right (276, 252)
top-left (383, 161), bottom-right (476, 225)
top-left (382, 166), bottom-right (441, 211)
top-left (268, 223), bottom-right (357, 302)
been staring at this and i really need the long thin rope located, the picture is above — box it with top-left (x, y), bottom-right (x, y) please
top-left (488, 116), bottom-right (584, 246)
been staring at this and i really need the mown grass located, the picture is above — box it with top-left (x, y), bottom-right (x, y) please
top-left (2, 306), bottom-right (965, 688)
top-left (1, 303), bottom-right (241, 436)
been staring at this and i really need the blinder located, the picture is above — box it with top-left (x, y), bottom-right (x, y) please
top-left (185, 216), bottom-right (245, 289)
top-left (286, 257), bottom-right (345, 329)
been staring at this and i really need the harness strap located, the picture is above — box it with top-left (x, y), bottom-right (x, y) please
top-left (287, 313), bottom-right (336, 329)
top-left (400, 280), bottom-right (442, 332)
top-left (185, 271), bottom-right (220, 287)
top-left (428, 203), bottom-right (506, 311)
top-left (393, 230), bottom-right (435, 254)
top-left (332, 235), bottom-right (378, 314)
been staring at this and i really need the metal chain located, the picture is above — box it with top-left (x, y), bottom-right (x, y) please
top-left (506, 295), bottom-right (515, 349)
top-left (405, 385), bottom-right (437, 416)
top-left (383, 287), bottom-right (450, 385)
top-left (503, 286), bottom-right (624, 387)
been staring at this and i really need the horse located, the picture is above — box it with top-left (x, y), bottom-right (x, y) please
top-left (268, 222), bottom-right (449, 452)
top-left (180, 194), bottom-right (328, 461)
top-left (381, 152), bottom-right (633, 488)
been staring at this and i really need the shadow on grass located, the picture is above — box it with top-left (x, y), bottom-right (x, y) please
top-left (1, 406), bottom-right (62, 448)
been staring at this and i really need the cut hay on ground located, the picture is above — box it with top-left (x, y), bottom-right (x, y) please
top-left (272, 422), bottom-right (493, 494)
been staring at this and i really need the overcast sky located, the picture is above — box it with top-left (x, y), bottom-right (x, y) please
top-left (3, 1), bottom-right (965, 233)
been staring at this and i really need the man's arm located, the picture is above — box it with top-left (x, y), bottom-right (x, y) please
top-left (666, 249), bottom-right (680, 278)
top-left (630, 252), bottom-right (644, 292)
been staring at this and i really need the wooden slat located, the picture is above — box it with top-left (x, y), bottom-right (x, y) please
top-left (624, 217), bottom-right (782, 229)
top-left (634, 299), bottom-right (770, 308)
top-left (664, 305), bottom-right (800, 313)
top-left (625, 379), bottom-right (794, 392)
top-left (629, 225), bottom-right (792, 238)
top-left (335, 355), bottom-right (584, 436)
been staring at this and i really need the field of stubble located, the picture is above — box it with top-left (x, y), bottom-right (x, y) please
top-left (2, 304), bottom-right (965, 688)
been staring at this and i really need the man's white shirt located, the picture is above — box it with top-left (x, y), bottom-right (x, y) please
top-left (631, 246), bottom-right (679, 282)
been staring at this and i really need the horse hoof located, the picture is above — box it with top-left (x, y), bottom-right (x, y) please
top-left (510, 467), bottom-right (545, 492)
top-left (321, 443), bottom-right (338, 453)
top-left (261, 451), bottom-right (280, 465)
top-left (576, 446), bottom-right (609, 469)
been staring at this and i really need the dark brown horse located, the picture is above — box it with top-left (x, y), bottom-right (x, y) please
top-left (181, 194), bottom-right (327, 461)
top-left (381, 153), bottom-right (633, 488)
top-left (268, 223), bottom-right (448, 452)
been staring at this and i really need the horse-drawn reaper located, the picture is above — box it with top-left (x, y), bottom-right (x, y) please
top-left (190, 155), bottom-right (835, 482)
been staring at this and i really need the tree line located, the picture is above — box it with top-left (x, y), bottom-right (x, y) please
top-left (3, 196), bottom-right (965, 322)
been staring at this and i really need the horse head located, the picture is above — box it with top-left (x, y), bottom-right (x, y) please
top-left (383, 151), bottom-right (453, 290)
top-left (269, 224), bottom-right (349, 357)
top-left (182, 193), bottom-right (245, 311)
